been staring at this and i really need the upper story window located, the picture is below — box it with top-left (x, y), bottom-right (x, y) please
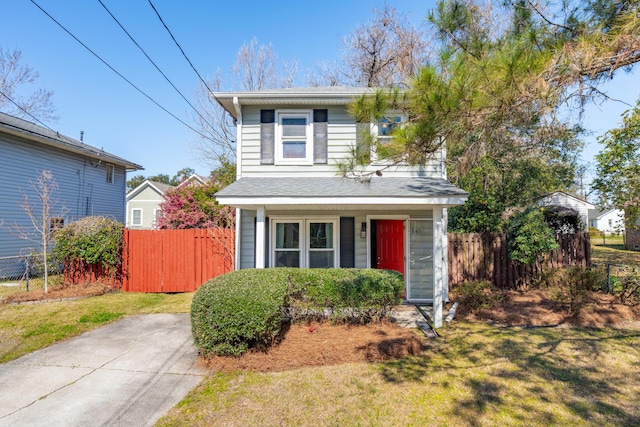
top-left (106, 163), bottom-right (115, 184)
top-left (276, 111), bottom-right (313, 165)
top-left (377, 114), bottom-right (404, 138)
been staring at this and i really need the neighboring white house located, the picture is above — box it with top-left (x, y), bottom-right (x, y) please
top-left (125, 174), bottom-right (209, 229)
top-left (0, 111), bottom-right (142, 261)
top-left (126, 180), bottom-right (175, 229)
top-left (538, 191), bottom-right (594, 228)
top-left (213, 87), bottom-right (468, 327)
top-left (588, 209), bottom-right (625, 235)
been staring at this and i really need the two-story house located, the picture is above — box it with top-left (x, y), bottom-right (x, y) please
top-left (214, 87), bottom-right (468, 326)
top-left (0, 112), bottom-right (142, 262)
top-left (126, 174), bottom-right (209, 229)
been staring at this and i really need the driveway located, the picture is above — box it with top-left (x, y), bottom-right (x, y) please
top-left (0, 313), bottom-right (205, 427)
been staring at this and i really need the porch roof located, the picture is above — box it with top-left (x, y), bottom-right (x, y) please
top-left (216, 176), bottom-right (468, 210)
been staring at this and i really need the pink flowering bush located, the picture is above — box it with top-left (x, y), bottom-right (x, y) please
top-left (157, 181), bottom-right (234, 229)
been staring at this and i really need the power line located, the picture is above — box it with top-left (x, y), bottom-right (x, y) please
top-left (28, 0), bottom-right (210, 140)
top-left (146, 0), bottom-right (225, 110)
top-left (96, 0), bottom-right (217, 132)
top-left (0, 89), bottom-right (109, 154)
top-left (0, 89), bottom-right (56, 131)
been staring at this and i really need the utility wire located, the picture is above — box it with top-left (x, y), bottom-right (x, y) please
top-left (0, 88), bottom-right (105, 151)
top-left (0, 89), bottom-right (57, 132)
top-left (96, 0), bottom-right (217, 131)
top-left (28, 0), bottom-right (211, 140)
top-left (146, 0), bottom-right (226, 109)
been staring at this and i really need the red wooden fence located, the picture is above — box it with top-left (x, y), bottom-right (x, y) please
top-left (122, 228), bottom-right (234, 292)
top-left (64, 228), bottom-right (235, 292)
top-left (448, 232), bottom-right (591, 289)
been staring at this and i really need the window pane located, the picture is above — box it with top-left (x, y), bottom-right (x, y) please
top-left (275, 251), bottom-right (300, 267)
top-left (378, 116), bottom-right (402, 136)
top-left (282, 142), bottom-right (306, 158)
top-left (309, 251), bottom-right (334, 268)
top-left (132, 210), bottom-right (141, 224)
top-left (276, 223), bottom-right (299, 249)
top-left (310, 223), bottom-right (333, 249)
top-left (282, 118), bottom-right (307, 137)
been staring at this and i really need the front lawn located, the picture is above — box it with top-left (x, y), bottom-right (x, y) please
top-left (158, 321), bottom-right (640, 427)
top-left (0, 291), bottom-right (193, 363)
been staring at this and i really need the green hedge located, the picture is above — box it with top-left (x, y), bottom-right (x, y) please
top-left (191, 268), bottom-right (403, 357)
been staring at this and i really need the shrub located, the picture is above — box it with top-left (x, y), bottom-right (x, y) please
top-left (506, 207), bottom-right (558, 264)
top-left (534, 266), bottom-right (605, 314)
top-left (191, 268), bottom-right (404, 357)
top-left (52, 216), bottom-right (124, 273)
top-left (284, 268), bottom-right (404, 323)
top-left (452, 280), bottom-right (507, 313)
top-left (191, 269), bottom-right (290, 357)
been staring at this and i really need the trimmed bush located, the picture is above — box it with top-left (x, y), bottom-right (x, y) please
top-left (191, 268), bottom-right (404, 357)
top-left (191, 269), bottom-right (290, 357)
top-left (284, 268), bottom-right (404, 323)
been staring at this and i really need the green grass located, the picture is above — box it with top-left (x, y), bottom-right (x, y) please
top-left (157, 321), bottom-right (640, 427)
top-left (591, 244), bottom-right (640, 267)
top-left (0, 291), bottom-right (193, 363)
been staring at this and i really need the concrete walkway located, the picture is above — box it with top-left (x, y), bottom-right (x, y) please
top-left (0, 313), bottom-right (205, 427)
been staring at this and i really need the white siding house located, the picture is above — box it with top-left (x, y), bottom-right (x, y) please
top-left (126, 175), bottom-right (209, 229)
top-left (588, 209), bottom-right (625, 235)
top-left (126, 180), bottom-right (175, 229)
top-left (0, 112), bottom-right (142, 260)
top-left (538, 191), bottom-right (594, 229)
top-left (213, 87), bottom-right (468, 326)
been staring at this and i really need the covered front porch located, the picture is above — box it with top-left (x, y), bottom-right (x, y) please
top-left (215, 176), bottom-right (468, 326)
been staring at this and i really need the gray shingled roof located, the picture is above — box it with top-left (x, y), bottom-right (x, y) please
top-left (216, 177), bottom-right (468, 198)
top-left (0, 112), bottom-right (143, 170)
top-left (213, 87), bottom-right (378, 119)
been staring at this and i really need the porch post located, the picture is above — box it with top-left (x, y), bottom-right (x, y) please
top-left (255, 206), bottom-right (266, 268)
top-left (433, 207), bottom-right (444, 327)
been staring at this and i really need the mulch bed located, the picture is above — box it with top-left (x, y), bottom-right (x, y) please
top-left (4, 283), bottom-right (639, 372)
top-left (201, 321), bottom-right (426, 373)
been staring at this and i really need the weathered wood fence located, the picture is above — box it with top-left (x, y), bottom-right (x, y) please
top-left (64, 228), bottom-right (235, 292)
top-left (448, 232), bottom-right (591, 289)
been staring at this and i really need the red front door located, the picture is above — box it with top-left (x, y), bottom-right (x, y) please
top-left (376, 220), bottom-right (405, 276)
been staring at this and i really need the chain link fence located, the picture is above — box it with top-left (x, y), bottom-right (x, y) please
top-left (0, 255), bottom-right (35, 297)
top-left (591, 262), bottom-right (640, 305)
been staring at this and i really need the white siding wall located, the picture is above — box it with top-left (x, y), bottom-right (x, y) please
top-left (0, 135), bottom-right (128, 257)
top-left (592, 210), bottom-right (625, 234)
top-left (539, 193), bottom-right (592, 227)
top-left (126, 186), bottom-right (164, 229)
top-left (239, 105), bottom-right (444, 178)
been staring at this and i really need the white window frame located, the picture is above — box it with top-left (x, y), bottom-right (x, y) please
top-left (106, 163), bottom-right (115, 184)
top-left (270, 217), bottom-right (339, 268)
top-left (307, 219), bottom-right (338, 268)
top-left (131, 208), bottom-right (143, 226)
top-left (371, 111), bottom-right (408, 164)
top-left (272, 219), bottom-right (304, 268)
top-left (275, 110), bottom-right (313, 165)
top-left (152, 208), bottom-right (162, 229)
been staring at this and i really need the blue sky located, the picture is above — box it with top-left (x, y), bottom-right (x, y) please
top-left (2, 0), bottom-right (637, 194)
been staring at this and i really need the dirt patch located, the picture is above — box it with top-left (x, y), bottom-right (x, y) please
top-left (459, 289), bottom-right (640, 328)
top-left (202, 321), bottom-right (425, 373)
top-left (2, 282), bottom-right (114, 304)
